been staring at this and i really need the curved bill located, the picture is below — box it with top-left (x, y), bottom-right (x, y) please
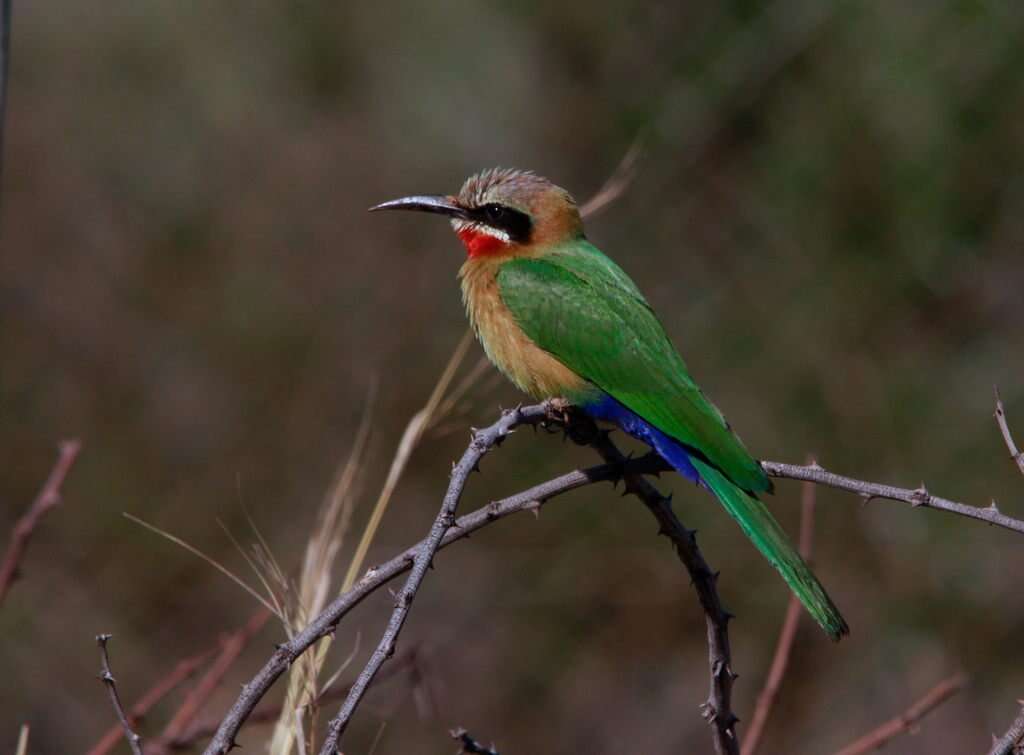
top-left (368, 195), bottom-right (470, 219)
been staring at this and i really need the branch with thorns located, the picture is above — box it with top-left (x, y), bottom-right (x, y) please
top-left (194, 390), bottom-right (1024, 755)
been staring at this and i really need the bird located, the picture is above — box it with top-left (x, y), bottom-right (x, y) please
top-left (370, 168), bottom-right (848, 640)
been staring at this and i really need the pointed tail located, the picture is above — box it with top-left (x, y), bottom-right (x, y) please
top-left (691, 457), bottom-right (849, 640)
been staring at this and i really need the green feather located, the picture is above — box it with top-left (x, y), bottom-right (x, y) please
top-left (497, 241), bottom-right (848, 638)
top-left (692, 458), bottom-right (848, 639)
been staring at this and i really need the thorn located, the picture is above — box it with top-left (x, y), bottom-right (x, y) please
top-left (989, 499), bottom-right (1001, 513)
top-left (472, 460), bottom-right (482, 473)
top-left (524, 499), bottom-right (542, 518)
top-left (911, 484), bottom-right (931, 506)
top-left (101, 670), bottom-right (115, 683)
top-left (486, 501), bottom-right (501, 520)
top-left (722, 609), bottom-right (735, 623)
top-left (808, 459), bottom-right (824, 471)
top-left (274, 642), bottom-right (287, 651)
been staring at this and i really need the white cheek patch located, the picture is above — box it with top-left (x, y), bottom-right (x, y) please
top-left (451, 219), bottom-right (511, 244)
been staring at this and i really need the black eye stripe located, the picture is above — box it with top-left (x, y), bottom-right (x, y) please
top-left (471, 203), bottom-right (532, 243)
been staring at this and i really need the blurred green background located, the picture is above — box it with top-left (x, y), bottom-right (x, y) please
top-left (3, 1), bottom-right (1024, 752)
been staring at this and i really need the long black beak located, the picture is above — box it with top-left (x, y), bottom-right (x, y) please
top-left (368, 195), bottom-right (470, 220)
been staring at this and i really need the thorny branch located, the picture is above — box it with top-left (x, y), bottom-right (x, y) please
top-left (0, 439), bottom-right (81, 606)
top-left (200, 399), bottom-right (1024, 754)
top-left (760, 460), bottom-right (1024, 536)
top-left (97, 634), bottom-right (144, 755)
top-left (832, 673), bottom-right (967, 755)
top-left (573, 412), bottom-right (739, 755)
top-left (86, 649), bottom-right (213, 755)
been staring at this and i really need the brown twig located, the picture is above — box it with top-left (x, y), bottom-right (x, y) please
top-left (147, 609), bottom-right (271, 754)
top-left (995, 387), bottom-right (1024, 478)
top-left (87, 649), bottom-right (213, 755)
top-left (742, 471), bottom-right (817, 755)
top-left (0, 439), bottom-right (81, 605)
top-left (832, 673), bottom-right (967, 755)
top-left (579, 137), bottom-right (645, 219)
top-left (450, 727), bottom-right (500, 755)
top-left (989, 703), bottom-right (1024, 755)
top-left (97, 634), bottom-right (144, 755)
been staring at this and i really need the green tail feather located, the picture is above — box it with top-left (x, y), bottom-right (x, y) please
top-left (692, 458), bottom-right (849, 640)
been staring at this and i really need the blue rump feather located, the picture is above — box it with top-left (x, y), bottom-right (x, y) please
top-left (582, 392), bottom-right (705, 487)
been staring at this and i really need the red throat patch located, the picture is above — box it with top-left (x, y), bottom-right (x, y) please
top-left (457, 227), bottom-right (510, 258)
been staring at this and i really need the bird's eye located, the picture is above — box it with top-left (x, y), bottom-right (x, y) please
top-left (483, 204), bottom-right (505, 223)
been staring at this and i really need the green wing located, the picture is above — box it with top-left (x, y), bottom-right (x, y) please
top-left (497, 242), bottom-right (770, 495)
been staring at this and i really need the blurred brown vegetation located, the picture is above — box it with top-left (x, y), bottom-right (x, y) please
top-left (2, 1), bottom-right (1024, 752)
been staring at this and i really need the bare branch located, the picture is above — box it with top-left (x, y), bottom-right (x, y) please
top-left (832, 673), bottom-right (967, 755)
top-left (96, 634), bottom-right (144, 755)
top-left (742, 472), bottom-right (816, 755)
top-left (994, 387), bottom-right (1024, 478)
top-left (451, 727), bottom-right (500, 755)
top-left (201, 400), bottom-right (1024, 754)
top-left (989, 704), bottom-right (1024, 755)
top-left (86, 649), bottom-right (213, 755)
top-left (760, 461), bottom-right (1024, 536)
top-left (0, 439), bottom-right (81, 605)
top-left (579, 137), bottom-right (645, 219)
